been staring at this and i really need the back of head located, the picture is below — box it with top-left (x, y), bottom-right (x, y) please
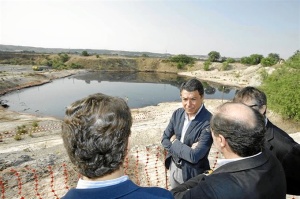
top-left (62, 93), bottom-right (132, 179)
top-left (233, 86), bottom-right (267, 109)
top-left (180, 78), bottom-right (204, 96)
top-left (210, 102), bottom-right (265, 157)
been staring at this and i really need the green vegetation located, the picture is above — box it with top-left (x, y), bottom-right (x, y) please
top-left (14, 125), bottom-right (27, 140)
top-left (260, 50), bottom-right (300, 121)
top-left (68, 63), bottom-right (83, 69)
top-left (81, 50), bottom-right (89, 56)
top-left (32, 121), bottom-right (38, 128)
top-left (203, 60), bottom-right (211, 71)
top-left (225, 58), bottom-right (235, 63)
top-left (40, 53), bottom-right (70, 70)
top-left (261, 53), bottom-right (280, 66)
top-left (221, 61), bottom-right (230, 71)
top-left (169, 54), bottom-right (195, 69)
top-left (241, 54), bottom-right (264, 65)
top-left (208, 51), bottom-right (221, 62)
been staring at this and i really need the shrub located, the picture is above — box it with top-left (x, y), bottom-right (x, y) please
top-left (82, 51), bottom-right (89, 56)
top-left (169, 54), bottom-right (195, 65)
top-left (226, 58), bottom-right (235, 63)
top-left (58, 53), bottom-right (69, 62)
top-left (69, 63), bottom-right (83, 69)
top-left (259, 68), bottom-right (268, 81)
top-left (32, 121), bottom-right (38, 128)
top-left (241, 54), bottom-right (263, 65)
top-left (203, 60), bottom-right (211, 71)
top-left (177, 62), bottom-right (185, 69)
top-left (261, 53), bottom-right (281, 66)
top-left (221, 61), bottom-right (230, 71)
top-left (260, 51), bottom-right (300, 121)
top-left (261, 57), bottom-right (277, 66)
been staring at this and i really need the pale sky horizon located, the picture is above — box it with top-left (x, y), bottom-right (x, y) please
top-left (0, 0), bottom-right (299, 59)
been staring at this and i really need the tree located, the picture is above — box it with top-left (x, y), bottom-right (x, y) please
top-left (241, 56), bottom-right (252, 65)
top-left (82, 50), bottom-right (89, 56)
top-left (241, 54), bottom-right (263, 65)
top-left (249, 54), bottom-right (263, 65)
top-left (208, 51), bottom-right (221, 62)
top-left (268, 53), bottom-right (280, 63)
top-left (261, 53), bottom-right (280, 67)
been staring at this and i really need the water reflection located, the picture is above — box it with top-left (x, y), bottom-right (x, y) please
top-left (1, 71), bottom-right (237, 119)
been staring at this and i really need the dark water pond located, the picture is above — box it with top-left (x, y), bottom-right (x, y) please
top-left (0, 71), bottom-right (237, 119)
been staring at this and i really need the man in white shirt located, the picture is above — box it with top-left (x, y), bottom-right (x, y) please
top-left (161, 78), bottom-right (213, 188)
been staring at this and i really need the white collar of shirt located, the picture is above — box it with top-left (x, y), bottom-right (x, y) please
top-left (216, 152), bottom-right (262, 168)
top-left (184, 104), bottom-right (203, 121)
top-left (180, 104), bottom-right (203, 142)
top-left (76, 175), bottom-right (129, 189)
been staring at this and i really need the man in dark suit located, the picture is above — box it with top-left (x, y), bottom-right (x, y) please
top-left (171, 102), bottom-right (286, 199)
top-left (233, 86), bottom-right (300, 195)
top-left (161, 78), bottom-right (213, 188)
top-left (61, 93), bottom-right (173, 199)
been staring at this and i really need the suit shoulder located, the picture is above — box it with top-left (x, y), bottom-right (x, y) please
top-left (134, 187), bottom-right (173, 198)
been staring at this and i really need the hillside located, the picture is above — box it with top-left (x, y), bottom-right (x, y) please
top-left (0, 44), bottom-right (172, 58)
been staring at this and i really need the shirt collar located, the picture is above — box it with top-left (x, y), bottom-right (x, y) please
top-left (76, 175), bottom-right (129, 189)
top-left (216, 152), bottom-right (262, 168)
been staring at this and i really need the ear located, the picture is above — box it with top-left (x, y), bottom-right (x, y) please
top-left (260, 105), bottom-right (267, 115)
top-left (219, 134), bottom-right (226, 148)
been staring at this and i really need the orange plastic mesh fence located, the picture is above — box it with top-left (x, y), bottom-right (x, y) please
top-left (0, 145), bottom-right (221, 199)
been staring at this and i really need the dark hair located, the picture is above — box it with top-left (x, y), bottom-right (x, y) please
top-left (210, 102), bottom-right (265, 157)
top-left (233, 86), bottom-right (267, 109)
top-left (180, 78), bottom-right (204, 96)
top-left (62, 93), bottom-right (132, 179)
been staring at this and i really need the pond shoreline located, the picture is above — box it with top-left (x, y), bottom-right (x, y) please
top-left (0, 64), bottom-right (299, 199)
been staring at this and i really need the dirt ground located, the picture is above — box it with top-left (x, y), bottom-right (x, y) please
top-left (0, 64), bottom-right (299, 198)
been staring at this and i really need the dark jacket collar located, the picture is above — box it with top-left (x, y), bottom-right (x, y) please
top-left (213, 151), bottom-right (269, 174)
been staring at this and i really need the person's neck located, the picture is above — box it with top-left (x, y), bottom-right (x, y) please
top-left (222, 147), bottom-right (241, 159)
top-left (223, 153), bottom-right (241, 159)
top-left (82, 168), bottom-right (124, 181)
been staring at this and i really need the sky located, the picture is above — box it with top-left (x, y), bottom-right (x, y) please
top-left (0, 0), bottom-right (299, 59)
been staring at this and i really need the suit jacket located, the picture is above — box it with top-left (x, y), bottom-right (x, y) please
top-left (161, 105), bottom-right (213, 182)
top-left (171, 150), bottom-right (286, 199)
top-left (61, 179), bottom-right (174, 199)
top-left (265, 120), bottom-right (300, 195)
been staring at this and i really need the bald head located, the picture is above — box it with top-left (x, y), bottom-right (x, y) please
top-left (214, 102), bottom-right (257, 129)
top-left (211, 102), bottom-right (265, 157)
